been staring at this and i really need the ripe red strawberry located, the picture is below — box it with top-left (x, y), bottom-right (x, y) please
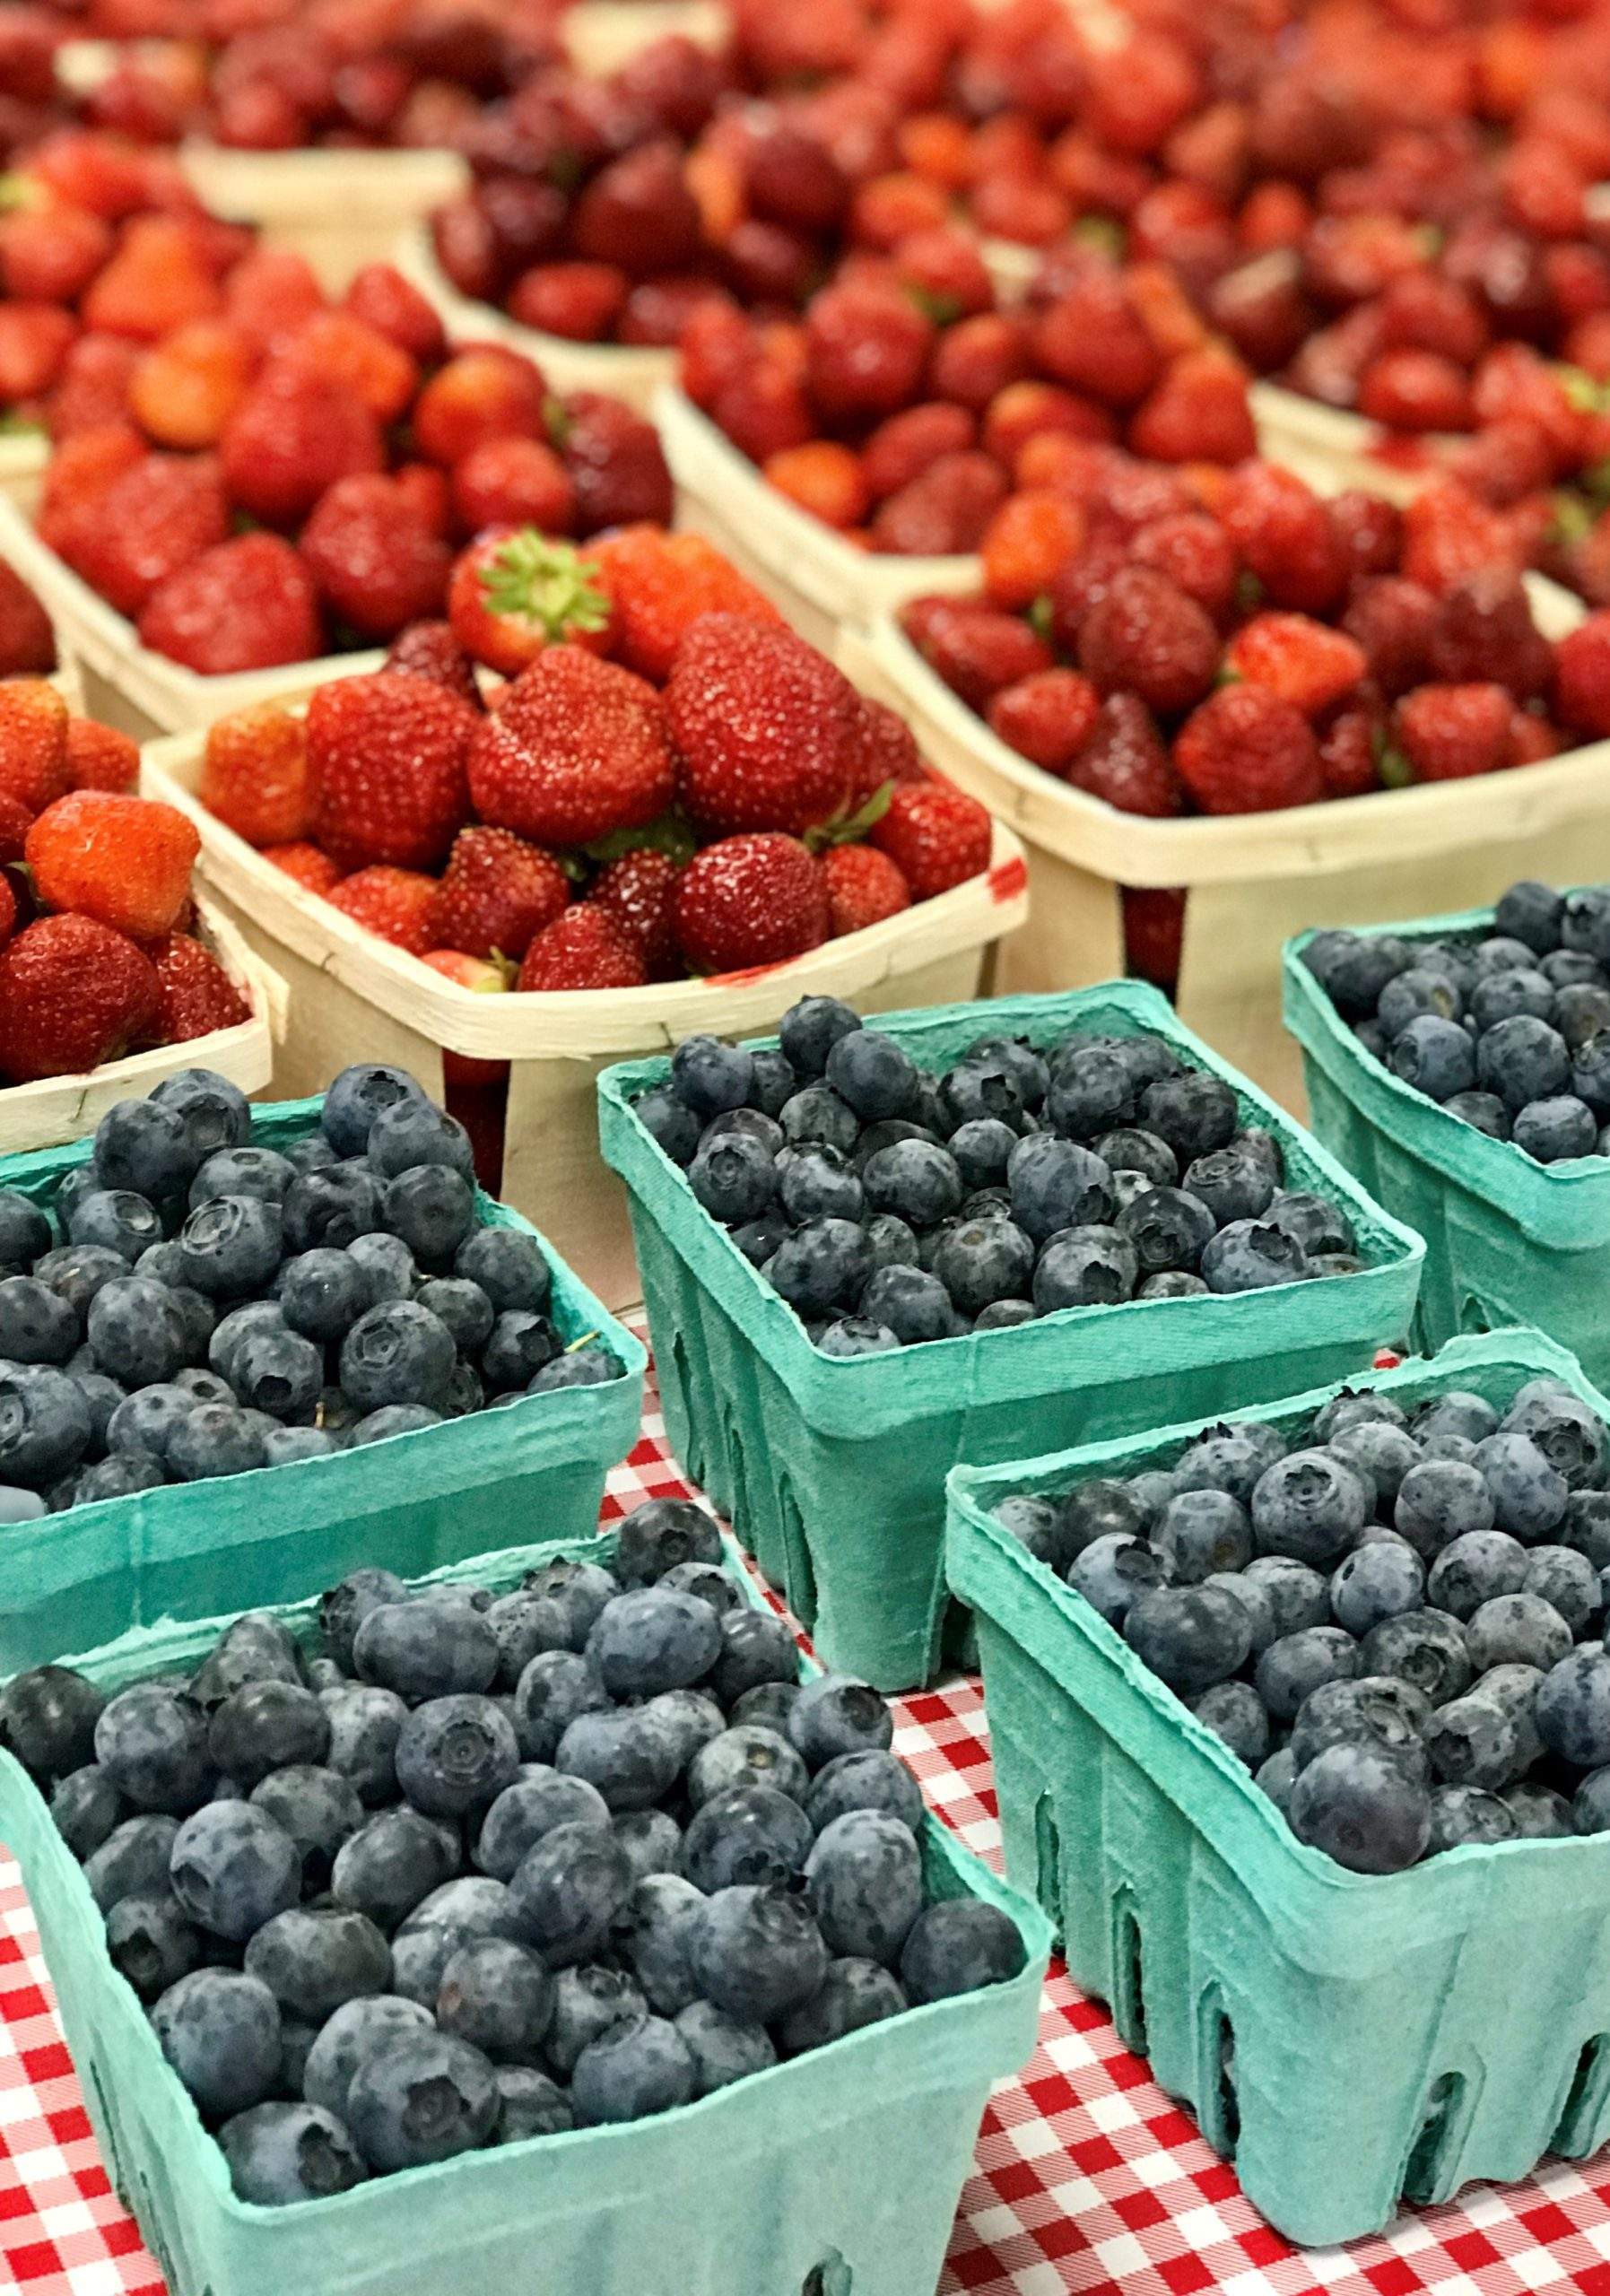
top-left (1067, 693), bottom-right (1181, 816)
top-left (666, 614), bottom-right (857, 836)
top-left (385, 621), bottom-right (483, 709)
top-left (264, 841), bottom-right (343, 896)
top-left (585, 526), bottom-right (781, 684)
top-left (62, 717), bottom-right (138, 796)
top-left (26, 791), bottom-right (200, 941)
top-left (300, 476), bottom-right (452, 642)
top-left (1511, 711), bottom-right (1562, 765)
top-left (1318, 708), bottom-right (1383, 799)
top-left (552, 393), bottom-right (674, 535)
top-left (0, 203), bottom-right (112, 304)
top-left (450, 437), bottom-right (577, 538)
top-left (861, 404), bottom-right (977, 501)
top-left (1401, 482), bottom-right (1519, 596)
top-left (276, 311), bottom-right (418, 427)
top-left (1425, 570), bottom-right (1552, 701)
top-left (1077, 569), bottom-right (1220, 716)
top-left (221, 370), bottom-right (383, 528)
top-left (822, 842), bottom-right (911, 935)
top-left (901, 600), bottom-right (1053, 713)
top-left (200, 704), bottom-right (316, 847)
top-left (425, 826), bottom-right (570, 961)
top-left (0, 561), bottom-right (56, 678)
top-left (469, 648), bottom-right (676, 846)
top-left (309, 673), bottom-right (476, 872)
top-left (1221, 462), bottom-right (1345, 614)
top-left (0, 873), bottom-right (13, 948)
top-left (1555, 613), bottom-right (1610, 738)
top-left (447, 532), bottom-right (613, 680)
top-left (673, 833), bottom-right (831, 972)
top-left (0, 679), bottom-right (70, 816)
top-left (868, 781), bottom-right (991, 898)
top-left (988, 670), bottom-right (1101, 774)
top-left (412, 348), bottom-right (548, 469)
top-left (1174, 686), bottom-right (1324, 814)
top-left (326, 866), bottom-right (439, 955)
top-left (1032, 274), bottom-right (1162, 408)
top-left (590, 848), bottom-right (682, 978)
top-left (63, 452), bottom-right (230, 619)
top-left (518, 904), bottom-right (648, 991)
top-left (1327, 491), bottom-right (1403, 582)
top-left (80, 217), bottom-right (222, 342)
top-left (342, 264), bottom-right (447, 365)
top-left (805, 278), bottom-right (933, 422)
top-left (1045, 538), bottom-right (1131, 654)
top-left (0, 795), bottom-right (32, 864)
top-left (843, 694), bottom-right (927, 809)
top-left (0, 912), bottom-right (160, 1083)
top-left (1223, 614), bottom-right (1368, 719)
top-left (1121, 885), bottom-right (1186, 993)
top-left (1127, 348), bottom-right (1257, 465)
top-left (1392, 683), bottom-right (1516, 781)
top-left (1340, 577), bottom-right (1438, 700)
top-left (144, 932), bottom-right (251, 1043)
top-left (870, 451), bottom-right (1008, 555)
top-left (137, 535), bottom-right (322, 675)
top-left (508, 264), bottom-right (628, 345)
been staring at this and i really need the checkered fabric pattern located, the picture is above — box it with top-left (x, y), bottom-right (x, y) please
top-left (8, 1368), bottom-right (1610, 2296)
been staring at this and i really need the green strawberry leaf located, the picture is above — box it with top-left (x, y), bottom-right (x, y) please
top-left (1074, 215), bottom-right (1126, 258)
top-left (1234, 570), bottom-right (1266, 614)
top-left (1027, 593), bottom-right (1056, 643)
top-left (805, 782), bottom-right (895, 852)
top-left (1376, 742), bottom-right (1414, 790)
top-left (478, 529), bottom-right (611, 641)
top-left (0, 413), bottom-right (43, 439)
top-left (1550, 489), bottom-right (1596, 547)
top-left (581, 813), bottom-right (698, 867)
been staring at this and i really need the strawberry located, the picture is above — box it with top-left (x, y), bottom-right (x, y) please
top-left (1045, 538), bottom-right (1130, 654)
top-left (200, 704), bottom-right (317, 847)
top-left (1340, 577), bottom-right (1438, 700)
top-left (1511, 711), bottom-right (1562, 765)
top-left (1223, 613), bottom-right (1368, 719)
top-left (1174, 686), bottom-right (1324, 815)
top-left (309, 673), bottom-right (475, 873)
top-left (763, 442), bottom-right (869, 532)
top-left (1127, 349), bottom-right (1257, 465)
top-left (425, 826), bottom-right (570, 961)
top-left (0, 873), bottom-right (13, 948)
top-left (843, 693), bottom-right (926, 809)
top-left (518, 904), bottom-right (648, 991)
top-left (385, 622), bottom-right (483, 709)
top-left (1358, 351), bottom-right (1472, 433)
top-left (870, 451), bottom-right (1008, 554)
top-left (0, 679), bottom-right (70, 816)
top-left (326, 867), bottom-right (439, 954)
top-left (0, 203), bottom-right (112, 305)
top-left (62, 452), bottom-right (230, 619)
top-left (1069, 694), bottom-right (1182, 816)
top-left (418, 950), bottom-right (510, 1089)
top-left (0, 563), bottom-right (55, 678)
top-left (1033, 274), bottom-right (1162, 409)
top-left (80, 217), bottom-right (221, 342)
top-left (276, 310), bottom-right (418, 426)
top-left (1318, 708), bottom-right (1383, 799)
top-left (666, 614), bottom-right (857, 837)
top-left (584, 526), bottom-right (782, 683)
top-left (551, 393), bottom-right (674, 535)
top-left (1392, 684), bottom-right (1516, 781)
top-left (928, 315), bottom-right (1030, 414)
top-left (805, 278), bottom-right (933, 422)
top-left (0, 305), bottom-right (77, 404)
top-left (126, 319), bottom-right (258, 453)
top-left (264, 841), bottom-right (343, 896)
top-left (1122, 885), bottom-right (1185, 994)
top-left (673, 832), bottom-right (831, 972)
top-left (1131, 513), bottom-right (1238, 622)
top-left (447, 531), bottom-right (613, 680)
top-left (144, 931), bottom-right (251, 1043)
top-left (1221, 463), bottom-right (1345, 614)
top-left (1078, 569), bottom-right (1220, 716)
top-left (1327, 491), bottom-right (1404, 582)
top-left (451, 437), bottom-right (577, 538)
top-left (221, 369), bottom-right (383, 529)
top-left (222, 248), bottom-right (326, 356)
top-left (1425, 570), bottom-right (1552, 700)
top-left (64, 717), bottom-right (138, 795)
top-left (861, 404), bottom-right (977, 501)
top-left (469, 648), bottom-right (675, 847)
top-left (413, 349), bottom-right (548, 469)
top-left (508, 264), bottom-right (628, 345)
top-left (36, 424), bottom-right (144, 559)
top-left (138, 535), bottom-right (322, 675)
top-left (1556, 613), bottom-right (1610, 739)
top-left (26, 790), bottom-right (200, 941)
top-left (868, 780), bottom-right (991, 898)
top-left (590, 848), bottom-right (682, 978)
top-left (342, 265), bottom-right (447, 366)
top-left (988, 670), bottom-right (1101, 774)
top-left (822, 842), bottom-right (911, 935)
top-left (0, 911), bottom-right (161, 1081)
top-left (300, 476), bottom-right (453, 642)
top-left (901, 600), bottom-right (1052, 713)
top-left (0, 796), bottom-right (32, 865)
top-left (1401, 481), bottom-right (1520, 596)
top-left (979, 491), bottom-right (1086, 610)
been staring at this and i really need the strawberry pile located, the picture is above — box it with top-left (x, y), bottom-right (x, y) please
top-left (0, 678), bottom-right (252, 1083)
top-left (683, 246), bottom-right (1257, 551)
top-left (0, 562), bottom-right (57, 677)
top-left (24, 248), bottom-right (671, 674)
top-left (194, 521), bottom-right (996, 998)
top-left (902, 453), bottom-right (1610, 823)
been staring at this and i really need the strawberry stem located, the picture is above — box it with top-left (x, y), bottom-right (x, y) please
top-left (805, 781), bottom-right (896, 853)
top-left (478, 531), bottom-right (612, 642)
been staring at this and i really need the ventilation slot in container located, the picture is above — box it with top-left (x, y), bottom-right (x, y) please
top-left (1197, 1989), bottom-right (1238, 2160)
top-left (775, 1473), bottom-right (818, 1632)
top-left (1401, 2072), bottom-right (1467, 2205)
top-left (803, 2250), bottom-right (853, 2295)
top-left (1110, 1892), bottom-right (1146, 2057)
top-left (667, 1332), bottom-right (704, 1484)
top-left (1551, 2036), bottom-right (1610, 2158)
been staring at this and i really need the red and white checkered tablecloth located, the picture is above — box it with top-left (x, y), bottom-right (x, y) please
top-left (8, 1369), bottom-right (1610, 2296)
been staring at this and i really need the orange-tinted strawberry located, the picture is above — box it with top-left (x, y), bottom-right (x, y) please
top-left (988, 670), bottom-right (1101, 774)
top-left (342, 264), bottom-right (447, 365)
top-left (867, 779), bottom-right (991, 899)
top-left (26, 131), bottom-right (168, 222)
top-left (447, 531), bottom-right (613, 679)
top-left (673, 831), bottom-right (831, 972)
top-left (0, 561), bottom-right (55, 678)
top-left (666, 614), bottom-right (856, 837)
top-left (1174, 684), bottom-right (1324, 814)
top-left (979, 491), bottom-right (1086, 610)
top-left (762, 442), bottom-right (869, 531)
top-left (200, 704), bottom-right (317, 846)
top-left (821, 841), bottom-right (911, 935)
top-left (424, 825), bottom-right (570, 961)
top-left (81, 216), bottom-right (222, 341)
top-left (1392, 683), bottom-right (1516, 780)
top-left (309, 672), bottom-right (476, 872)
top-left (0, 202), bottom-right (112, 304)
top-left (0, 911), bottom-right (160, 1083)
top-left (413, 348), bottom-right (548, 469)
top-left (326, 865), bottom-right (440, 955)
top-left (221, 368), bottom-right (383, 528)
top-left (126, 317), bottom-right (258, 451)
top-left (61, 450), bottom-right (230, 620)
top-left (469, 648), bottom-right (675, 845)
top-left (1223, 613), bottom-right (1368, 719)
top-left (518, 903), bottom-right (648, 990)
top-left (144, 931), bottom-right (251, 1042)
top-left (450, 437), bottom-right (577, 538)
top-left (0, 304), bottom-right (77, 403)
top-left (26, 789), bottom-right (200, 940)
top-left (275, 309), bottom-right (420, 428)
top-left (264, 841), bottom-right (343, 896)
top-left (63, 716), bottom-right (138, 795)
top-left (1400, 481), bottom-right (1520, 596)
top-left (584, 526), bottom-right (782, 684)
top-left (137, 534), bottom-right (323, 674)
top-left (300, 475), bottom-right (453, 642)
top-left (0, 678), bottom-right (70, 816)
top-left (589, 847), bottom-right (682, 978)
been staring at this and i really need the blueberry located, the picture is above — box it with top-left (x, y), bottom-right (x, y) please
top-left (1502, 1386), bottom-right (1606, 1487)
top-left (51, 1764), bottom-right (124, 1859)
top-left (232, 1326), bottom-right (325, 1424)
top-left (900, 1898), bottom-right (1023, 2004)
top-left (1395, 1458), bottom-right (1495, 1556)
top-left (1006, 1135), bottom-right (1111, 1241)
top-left (1031, 1225), bottom-right (1138, 1311)
top-left (1422, 1693), bottom-right (1521, 1788)
top-left (0, 1276), bottom-right (77, 1365)
top-left (511, 1651), bottom-right (610, 1763)
top-left (1443, 1091), bottom-right (1511, 1139)
top-left (1522, 1544), bottom-right (1599, 1631)
top-left (747, 1048), bottom-right (797, 1118)
top-left (1199, 1219), bottom-right (1308, 1293)
top-left (1496, 880), bottom-right (1565, 954)
top-left (282, 1166), bottom-right (385, 1255)
top-left (345, 2030), bottom-right (498, 2170)
top-left (174, 1195), bottom-right (283, 1300)
top-left (690, 1134), bottom-right (778, 1224)
top-left (779, 997), bottom-right (861, 1080)
top-left (787, 1675), bottom-right (892, 1769)
top-left (38, 1244), bottom-right (130, 1322)
top-left (616, 1873), bottom-right (705, 2013)
top-left (674, 1999), bottom-right (777, 2095)
top-left (1174, 1422), bottom-right (1287, 1503)
top-left (210, 1682), bottom-right (329, 1787)
top-left (569, 2013), bottom-right (695, 2125)
top-left (336, 1301), bottom-right (455, 1413)
top-left (1250, 1451), bottom-right (1369, 1570)
top-left (779, 1147), bottom-right (865, 1228)
top-left (768, 1218), bottom-right (874, 1318)
top-left (779, 1085), bottom-right (859, 1155)
top-left (822, 1031), bottom-right (918, 1124)
top-left (518, 1556), bottom-right (619, 1647)
top-left (494, 2066), bottom-right (575, 2142)
top-left (1467, 969), bottom-right (1558, 1034)
top-left (544, 1964), bottom-right (648, 2076)
top-left (0, 1187), bottom-right (50, 1269)
top-left (804, 1749), bottom-right (923, 1837)
top-left (510, 1818), bottom-right (632, 1965)
top-left (248, 1767), bottom-right (361, 1892)
top-left (245, 1903), bottom-right (392, 2022)
top-left (636, 1087), bottom-right (702, 1166)
top-left (216, 2100), bottom-right (368, 2206)
top-left (683, 1783), bottom-right (812, 1892)
top-left (938, 1057), bottom-right (1026, 1134)
top-left (1186, 1680), bottom-right (1270, 1767)
top-left (1466, 1590), bottom-right (1572, 1671)
top-left (1356, 1609), bottom-right (1475, 1706)
top-left (1426, 1784), bottom-right (1518, 1853)
top-left (1123, 1584), bottom-right (1252, 1693)
top-left (94, 1683), bottom-right (213, 1814)
top-left (105, 1890), bottom-right (202, 2002)
top-left (356, 1601), bottom-right (498, 1702)
top-left (1148, 1493), bottom-right (1250, 1590)
top-left (1256, 1626), bottom-right (1358, 1723)
top-left (69, 1188), bottom-right (165, 1264)
top-left (860, 1264), bottom-right (956, 1344)
top-left (482, 1309), bottom-right (561, 1392)
top-left (991, 1493), bottom-right (1066, 1569)
top-left (87, 1274), bottom-right (196, 1388)
top-left (1113, 1183), bottom-right (1216, 1277)
top-left (0, 1664), bottom-right (104, 1781)
top-left (169, 1402), bottom-right (267, 1482)
top-left (1067, 1533), bottom-right (1167, 1627)
top-left (1385, 1013), bottom-right (1475, 1102)
top-left (1511, 1096), bottom-right (1597, 1161)
top-left (1379, 967), bottom-right (1463, 1034)
top-left (188, 1146), bottom-right (296, 1211)
top-left (331, 1808), bottom-right (457, 1930)
top-left (1327, 1539), bottom-right (1425, 1636)
top-left (861, 1139), bottom-right (964, 1230)
top-left (396, 1695), bottom-right (520, 1819)
top-left (1473, 1431), bottom-right (1569, 1538)
top-left (614, 1808), bottom-right (684, 1883)
top-left (1255, 1745), bottom-right (1298, 1814)
top-left (1503, 1780), bottom-right (1576, 1837)
top-left (1553, 985), bottom-right (1610, 1052)
top-left (83, 1813), bottom-right (179, 1911)
top-left (948, 1118), bottom-right (1021, 1189)
top-left (670, 1034), bottom-right (753, 1117)
top-left (798, 1807), bottom-right (923, 1968)
top-left (438, 1935), bottom-right (555, 2062)
top-left (976, 1294), bottom-right (1044, 1323)
top-left (555, 1705), bottom-right (681, 1811)
top-left (1566, 1490), bottom-right (1610, 1569)
top-left (707, 1608), bottom-right (798, 1707)
top-left (1475, 1013), bottom-right (1571, 1112)
top-left (1545, 950), bottom-right (1607, 988)
top-left (1425, 1530), bottom-right (1527, 1619)
top-left (931, 1217), bottom-right (1036, 1316)
top-left (153, 1968), bottom-right (283, 2120)
top-left (474, 1770), bottom-right (609, 1881)
top-left (1288, 1742), bottom-right (1431, 1871)
top-left (691, 1883), bottom-right (828, 2022)
top-left (168, 1800), bottom-right (301, 1941)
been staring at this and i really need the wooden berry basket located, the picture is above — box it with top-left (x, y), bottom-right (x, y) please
top-left (1249, 380), bottom-right (1459, 507)
top-left (141, 708), bottom-right (1031, 1310)
top-left (0, 430), bottom-right (48, 510)
top-left (561, 0), bottom-right (730, 74)
top-left (838, 571), bottom-right (1609, 1118)
top-left (0, 893), bottom-right (284, 1157)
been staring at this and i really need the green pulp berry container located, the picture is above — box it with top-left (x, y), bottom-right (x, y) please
top-left (945, 1326), bottom-right (1610, 2248)
top-left (0, 1526), bottom-right (1051, 2296)
top-left (0, 1096), bottom-right (645, 1673)
top-left (597, 982), bottom-right (1425, 1692)
top-left (1284, 900), bottom-right (1610, 1383)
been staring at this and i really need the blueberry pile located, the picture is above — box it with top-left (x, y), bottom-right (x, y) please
top-left (0, 1505), bottom-right (1025, 2201)
top-left (635, 997), bottom-right (1371, 1352)
top-left (0, 1065), bottom-right (623, 1516)
top-left (1304, 881), bottom-right (1610, 1162)
top-left (994, 1374), bottom-right (1610, 1872)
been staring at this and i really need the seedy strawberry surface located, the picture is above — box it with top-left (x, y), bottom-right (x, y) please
top-left (145, 931), bottom-right (252, 1043)
top-left (25, 790), bottom-right (200, 942)
top-left (674, 832), bottom-right (831, 972)
top-left (666, 614), bottom-right (859, 838)
top-left (309, 672), bottom-right (476, 873)
top-left (326, 865), bottom-right (440, 954)
top-left (425, 825), bottom-right (570, 961)
top-left (518, 903), bottom-right (648, 990)
top-left (201, 705), bottom-right (317, 848)
top-left (468, 647), bottom-right (675, 846)
top-left (868, 781), bottom-right (993, 899)
top-left (821, 841), bottom-right (912, 935)
top-left (0, 911), bottom-right (161, 1082)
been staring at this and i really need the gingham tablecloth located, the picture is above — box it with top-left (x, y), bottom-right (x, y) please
top-left (8, 1370), bottom-right (1610, 2296)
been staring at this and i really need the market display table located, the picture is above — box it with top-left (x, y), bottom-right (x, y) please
top-left (5, 1363), bottom-right (1610, 2296)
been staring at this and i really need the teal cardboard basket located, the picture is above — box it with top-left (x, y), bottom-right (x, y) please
top-left (0, 1097), bottom-right (645, 1672)
top-left (0, 1526), bottom-right (1051, 2296)
top-left (597, 982), bottom-right (1425, 1692)
top-left (1285, 900), bottom-right (1610, 1384)
top-left (946, 1327), bottom-right (1610, 2247)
